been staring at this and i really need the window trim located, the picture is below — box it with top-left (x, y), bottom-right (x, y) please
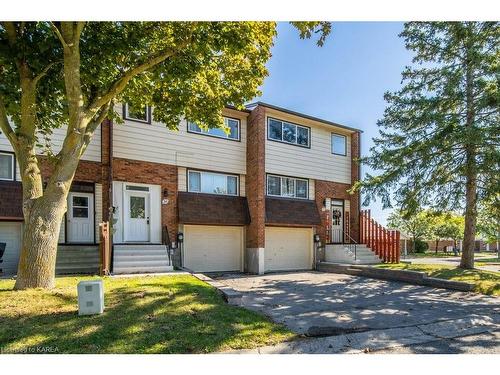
top-left (186, 116), bottom-right (241, 142)
top-left (0, 151), bottom-right (15, 181)
top-left (266, 173), bottom-right (309, 200)
top-left (267, 117), bottom-right (311, 148)
top-left (331, 133), bottom-right (347, 156)
top-left (187, 169), bottom-right (240, 196)
top-left (123, 103), bottom-right (152, 124)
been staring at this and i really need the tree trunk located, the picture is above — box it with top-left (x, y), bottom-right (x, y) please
top-left (461, 167), bottom-right (477, 269)
top-left (460, 34), bottom-right (477, 270)
top-left (14, 195), bottom-right (66, 289)
top-left (435, 239), bottom-right (439, 253)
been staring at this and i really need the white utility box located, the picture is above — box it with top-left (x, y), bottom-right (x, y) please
top-left (77, 280), bottom-right (104, 315)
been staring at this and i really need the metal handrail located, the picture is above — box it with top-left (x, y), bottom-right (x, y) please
top-left (343, 230), bottom-right (358, 261)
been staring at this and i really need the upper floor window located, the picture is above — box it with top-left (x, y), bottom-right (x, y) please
top-left (331, 133), bottom-right (347, 156)
top-left (188, 170), bottom-right (238, 196)
top-left (266, 174), bottom-right (308, 199)
top-left (268, 117), bottom-right (310, 147)
top-left (0, 152), bottom-right (14, 181)
top-left (123, 103), bottom-right (151, 124)
top-left (187, 117), bottom-right (240, 141)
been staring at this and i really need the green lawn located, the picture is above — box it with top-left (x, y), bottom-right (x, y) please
top-left (405, 251), bottom-right (494, 258)
top-left (0, 275), bottom-right (294, 354)
top-left (476, 257), bottom-right (500, 266)
top-left (376, 263), bottom-right (500, 296)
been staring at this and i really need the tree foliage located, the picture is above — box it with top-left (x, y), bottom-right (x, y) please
top-left (356, 22), bottom-right (499, 268)
top-left (387, 209), bottom-right (433, 252)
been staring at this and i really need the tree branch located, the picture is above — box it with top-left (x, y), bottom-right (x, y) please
top-left (32, 60), bottom-right (62, 85)
top-left (0, 95), bottom-right (18, 150)
top-left (87, 39), bottom-right (191, 114)
top-left (50, 22), bottom-right (68, 49)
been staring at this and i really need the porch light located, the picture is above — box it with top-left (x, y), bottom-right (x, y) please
top-left (163, 189), bottom-right (169, 197)
top-left (177, 232), bottom-right (184, 243)
top-left (314, 234), bottom-right (321, 243)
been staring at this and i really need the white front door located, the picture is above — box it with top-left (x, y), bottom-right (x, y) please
top-left (67, 192), bottom-right (94, 243)
top-left (331, 200), bottom-right (344, 244)
top-left (124, 188), bottom-right (150, 242)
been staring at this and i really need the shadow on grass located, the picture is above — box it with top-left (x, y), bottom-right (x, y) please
top-left (0, 276), bottom-right (292, 354)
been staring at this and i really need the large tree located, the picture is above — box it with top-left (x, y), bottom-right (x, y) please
top-left (387, 209), bottom-right (433, 252)
top-left (357, 22), bottom-right (499, 269)
top-left (0, 21), bottom-right (331, 289)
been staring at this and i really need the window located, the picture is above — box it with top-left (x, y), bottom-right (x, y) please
top-left (0, 152), bottom-right (14, 181)
top-left (130, 196), bottom-right (146, 219)
top-left (188, 170), bottom-right (239, 196)
top-left (267, 117), bottom-right (310, 147)
top-left (123, 103), bottom-right (151, 123)
top-left (188, 117), bottom-right (240, 141)
top-left (72, 196), bottom-right (89, 218)
top-left (266, 174), bottom-right (309, 199)
top-left (331, 133), bottom-right (347, 156)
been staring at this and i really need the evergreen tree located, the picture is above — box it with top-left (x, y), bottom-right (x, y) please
top-left (356, 22), bottom-right (499, 269)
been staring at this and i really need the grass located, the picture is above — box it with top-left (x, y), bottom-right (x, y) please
top-left (405, 251), bottom-right (493, 258)
top-left (376, 263), bottom-right (500, 296)
top-left (476, 257), bottom-right (500, 266)
top-left (0, 275), bottom-right (294, 354)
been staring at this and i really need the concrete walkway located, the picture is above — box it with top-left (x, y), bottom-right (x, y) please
top-left (217, 271), bottom-right (500, 353)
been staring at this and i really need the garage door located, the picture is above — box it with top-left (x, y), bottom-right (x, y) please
top-left (183, 225), bottom-right (243, 272)
top-left (265, 227), bottom-right (313, 272)
top-left (0, 222), bottom-right (22, 275)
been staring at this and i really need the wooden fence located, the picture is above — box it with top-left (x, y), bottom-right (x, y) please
top-left (99, 221), bottom-right (111, 275)
top-left (360, 209), bottom-right (400, 263)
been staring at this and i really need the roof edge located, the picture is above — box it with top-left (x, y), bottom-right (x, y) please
top-left (246, 101), bottom-right (363, 133)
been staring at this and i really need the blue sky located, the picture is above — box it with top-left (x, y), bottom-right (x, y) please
top-left (255, 22), bottom-right (413, 225)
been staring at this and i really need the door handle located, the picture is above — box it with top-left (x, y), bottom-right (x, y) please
top-left (147, 217), bottom-right (150, 225)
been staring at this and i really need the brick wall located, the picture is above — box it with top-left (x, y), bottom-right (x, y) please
top-left (112, 157), bottom-right (178, 242)
top-left (314, 179), bottom-right (352, 245)
top-left (246, 106), bottom-right (266, 248)
top-left (39, 157), bottom-right (102, 184)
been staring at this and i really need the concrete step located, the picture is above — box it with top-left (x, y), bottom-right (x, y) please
top-left (114, 244), bottom-right (166, 251)
top-left (113, 265), bottom-right (174, 274)
top-left (114, 254), bottom-right (170, 262)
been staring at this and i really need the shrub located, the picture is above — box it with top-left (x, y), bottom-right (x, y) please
top-left (414, 239), bottom-right (429, 253)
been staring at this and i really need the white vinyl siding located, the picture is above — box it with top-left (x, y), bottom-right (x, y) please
top-left (265, 113), bottom-right (352, 184)
top-left (0, 124), bottom-right (101, 164)
top-left (95, 183), bottom-right (103, 244)
top-left (240, 175), bottom-right (246, 197)
top-left (178, 167), bottom-right (187, 192)
top-left (309, 179), bottom-right (315, 200)
top-left (113, 105), bottom-right (247, 175)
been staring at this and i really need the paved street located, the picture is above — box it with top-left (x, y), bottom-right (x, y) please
top-left (217, 271), bottom-right (500, 353)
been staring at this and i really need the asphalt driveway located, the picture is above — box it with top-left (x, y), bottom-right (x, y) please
top-left (217, 271), bottom-right (500, 336)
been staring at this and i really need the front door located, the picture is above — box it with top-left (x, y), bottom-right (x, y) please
top-left (124, 188), bottom-right (150, 242)
top-left (67, 192), bottom-right (94, 243)
top-left (331, 199), bottom-right (344, 244)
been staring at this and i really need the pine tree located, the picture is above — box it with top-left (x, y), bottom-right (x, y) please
top-left (357, 22), bottom-right (499, 269)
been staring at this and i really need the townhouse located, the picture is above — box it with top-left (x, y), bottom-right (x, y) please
top-left (0, 101), bottom-right (362, 275)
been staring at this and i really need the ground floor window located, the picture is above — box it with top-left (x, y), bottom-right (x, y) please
top-left (0, 152), bottom-right (14, 181)
top-left (188, 170), bottom-right (238, 196)
top-left (266, 174), bottom-right (308, 199)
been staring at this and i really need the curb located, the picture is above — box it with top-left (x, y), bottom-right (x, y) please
top-left (192, 273), bottom-right (243, 305)
top-left (317, 263), bottom-right (475, 292)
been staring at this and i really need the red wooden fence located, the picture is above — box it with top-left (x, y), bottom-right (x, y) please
top-left (360, 209), bottom-right (400, 263)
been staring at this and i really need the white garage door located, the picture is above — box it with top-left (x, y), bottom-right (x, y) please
top-left (265, 227), bottom-right (313, 272)
top-left (183, 225), bottom-right (243, 272)
top-left (0, 222), bottom-right (22, 275)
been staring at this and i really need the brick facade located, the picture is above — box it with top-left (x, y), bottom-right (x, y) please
top-left (112, 157), bottom-right (178, 242)
top-left (314, 179), bottom-right (353, 245)
top-left (245, 106), bottom-right (266, 249)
